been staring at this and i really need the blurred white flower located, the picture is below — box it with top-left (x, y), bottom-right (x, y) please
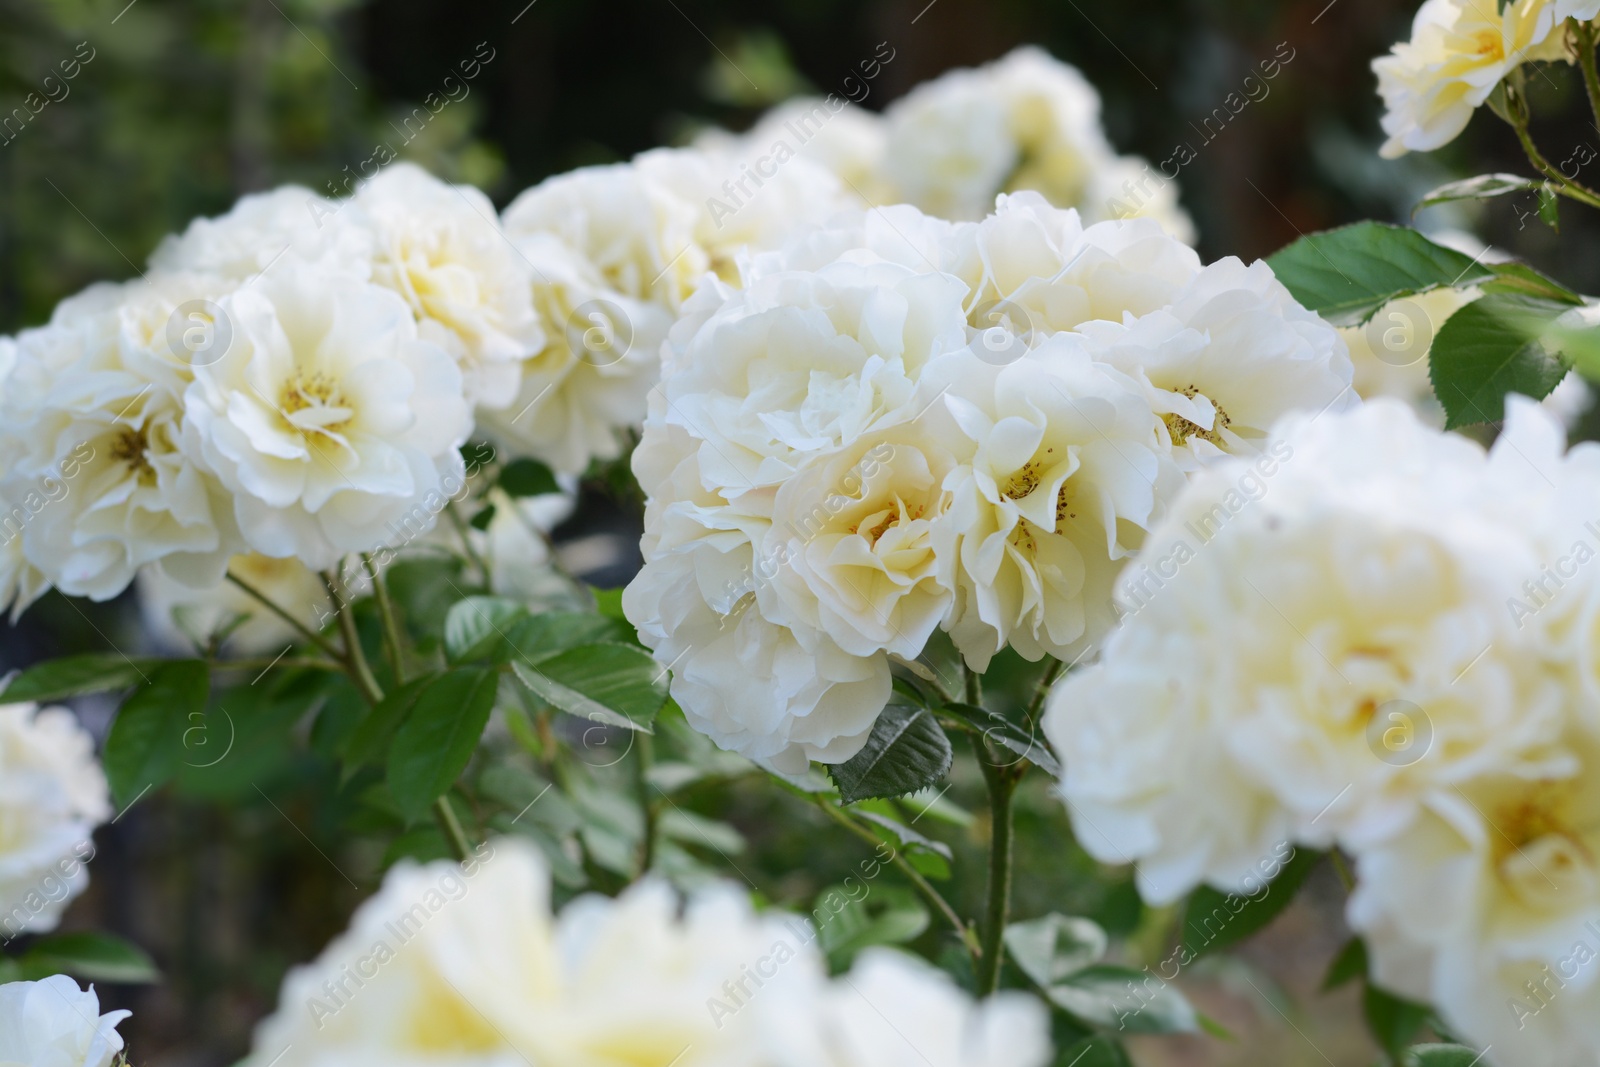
top-left (149, 184), bottom-right (375, 281)
top-left (350, 164), bottom-right (543, 410)
top-left (0, 703), bottom-right (111, 940)
top-left (137, 552), bottom-right (331, 657)
top-left (181, 268), bottom-right (472, 571)
top-left (700, 97), bottom-right (892, 206)
top-left (0, 976), bottom-right (130, 1067)
top-left (249, 837), bottom-right (1048, 1067)
top-left (882, 48), bottom-right (1195, 239)
top-left (817, 949), bottom-right (1051, 1067)
top-left (1373, 0), bottom-right (1575, 158)
top-left (1045, 399), bottom-right (1579, 903)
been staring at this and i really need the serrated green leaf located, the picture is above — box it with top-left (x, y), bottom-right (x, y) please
top-left (1045, 964), bottom-right (1198, 1034)
top-left (505, 612), bottom-right (637, 657)
top-left (104, 660), bottom-right (209, 808)
top-left (444, 596), bottom-right (527, 663)
top-left (500, 457), bottom-right (560, 497)
top-left (1429, 292), bottom-right (1573, 428)
top-left (1416, 173), bottom-right (1539, 213)
top-left (1480, 262), bottom-right (1583, 305)
top-left (1005, 914), bottom-right (1109, 986)
top-left (0, 653), bottom-right (156, 703)
top-left (386, 669), bottom-right (498, 822)
top-left (342, 674), bottom-right (435, 779)
top-left (825, 705), bottom-right (952, 803)
top-left (1181, 848), bottom-right (1322, 959)
top-left (19, 932), bottom-right (160, 984)
top-left (511, 643), bottom-right (667, 732)
top-left (1323, 936), bottom-right (1368, 991)
top-left (941, 701), bottom-right (1061, 776)
top-left (1265, 222), bottom-right (1495, 327)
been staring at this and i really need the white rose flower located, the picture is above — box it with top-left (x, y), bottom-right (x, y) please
top-left (947, 192), bottom-right (1202, 337)
top-left (136, 552), bottom-right (331, 657)
top-left (0, 976), bottom-right (130, 1067)
top-left (702, 97), bottom-right (892, 206)
top-left (881, 66), bottom-right (1019, 222)
top-left (881, 48), bottom-right (1195, 237)
top-left (475, 232), bottom-right (669, 475)
top-left (181, 267), bottom-right (472, 571)
top-left (502, 159), bottom-right (708, 311)
top-left (1374, 0), bottom-right (1573, 158)
top-left (0, 703), bottom-right (111, 940)
top-left (925, 339), bottom-right (1181, 672)
top-left (0, 277), bottom-right (240, 604)
top-left (1346, 726), bottom-right (1600, 1067)
top-left (149, 184), bottom-right (374, 281)
top-left (350, 164), bottom-right (543, 410)
top-left (816, 949), bottom-right (1052, 1067)
top-left (1045, 400), bottom-right (1578, 902)
top-left (1075, 256), bottom-right (1356, 469)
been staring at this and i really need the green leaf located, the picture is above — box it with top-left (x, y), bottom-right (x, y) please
top-left (342, 674), bottom-right (435, 778)
top-left (386, 668), bottom-right (499, 822)
top-left (1265, 222), bottom-right (1495, 327)
top-left (1402, 1044), bottom-right (1488, 1067)
top-left (0, 653), bottom-right (156, 703)
top-left (1538, 183), bottom-right (1560, 232)
top-left (1181, 847), bottom-right (1322, 959)
top-left (1053, 1036), bottom-right (1133, 1067)
top-left (444, 596), bottom-right (527, 663)
top-left (1480, 262), bottom-right (1583, 305)
top-left (18, 932), bottom-right (160, 984)
top-left (1416, 173), bottom-right (1539, 212)
top-left (1005, 914), bottom-right (1109, 986)
top-left (104, 660), bottom-right (210, 808)
top-left (1430, 292), bottom-right (1573, 428)
top-left (1323, 937), bottom-right (1368, 991)
top-left (816, 884), bottom-right (930, 972)
top-left (504, 612), bottom-right (636, 657)
top-left (499, 457), bottom-right (560, 497)
top-left (942, 701), bottom-right (1060, 777)
top-left (511, 643), bottom-right (667, 732)
top-left (1045, 964), bottom-right (1199, 1034)
top-left (1365, 984), bottom-right (1433, 1061)
top-left (825, 704), bottom-right (953, 803)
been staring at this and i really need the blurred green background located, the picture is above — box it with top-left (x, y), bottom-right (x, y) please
top-left (3, 0), bottom-right (1598, 1063)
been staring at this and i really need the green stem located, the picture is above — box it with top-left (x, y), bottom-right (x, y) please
top-left (1330, 849), bottom-right (1356, 893)
top-left (434, 795), bottom-right (473, 863)
top-left (1576, 20), bottom-right (1600, 139)
top-left (1025, 658), bottom-right (1066, 723)
top-left (207, 655), bottom-right (344, 674)
top-left (226, 570), bottom-right (343, 660)
top-left (1503, 83), bottom-right (1600, 209)
top-left (322, 570), bottom-right (383, 706)
top-left (964, 664), bottom-right (981, 708)
top-left (446, 502), bottom-right (491, 586)
top-left (806, 789), bottom-right (981, 964)
top-left (975, 735), bottom-right (1017, 997)
top-left (363, 553), bottom-right (405, 685)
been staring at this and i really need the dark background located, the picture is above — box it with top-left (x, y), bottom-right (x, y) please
top-left (2, 0), bottom-right (1597, 1063)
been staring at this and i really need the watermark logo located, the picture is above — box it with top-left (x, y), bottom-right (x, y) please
top-left (165, 299), bottom-right (233, 368)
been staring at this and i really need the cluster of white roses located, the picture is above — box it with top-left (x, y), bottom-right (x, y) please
top-left (1375, 0), bottom-right (1600, 157)
top-left (240, 838), bottom-right (1048, 1067)
top-left (1045, 396), bottom-right (1600, 1066)
top-left (702, 46), bottom-right (1194, 241)
top-left (0, 701), bottom-right (111, 944)
top-left (622, 191), bottom-right (1353, 772)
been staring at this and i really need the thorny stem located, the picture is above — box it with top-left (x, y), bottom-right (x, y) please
top-left (1025, 658), bottom-right (1066, 723)
top-left (446, 501), bottom-right (491, 586)
top-left (1503, 81), bottom-right (1600, 209)
top-left (322, 570), bottom-right (383, 706)
top-left (975, 734), bottom-right (1019, 997)
top-left (434, 795), bottom-right (473, 864)
top-left (800, 785), bottom-right (981, 965)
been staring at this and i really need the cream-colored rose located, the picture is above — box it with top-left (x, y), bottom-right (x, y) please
top-left (0, 976), bottom-right (130, 1067)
